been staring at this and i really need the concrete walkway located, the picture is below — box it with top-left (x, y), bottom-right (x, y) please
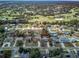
top-left (38, 41), bottom-right (41, 47)
top-left (72, 43), bottom-right (77, 47)
top-left (47, 42), bottom-right (50, 47)
top-left (13, 40), bottom-right (17, 47)
top-left (23, 40), bottom-right (26, 47)
top-left (60, 42), bottom-right (65, 48)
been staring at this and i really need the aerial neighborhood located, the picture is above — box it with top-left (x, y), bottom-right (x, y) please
top-left (0, 1), bottom-right (79, 58)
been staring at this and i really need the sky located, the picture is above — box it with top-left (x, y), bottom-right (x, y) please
top-left (0, 0), bottom-right (79, 1)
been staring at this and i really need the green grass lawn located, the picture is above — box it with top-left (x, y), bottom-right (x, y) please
top-left (0, 7), bottom-right (79, 23)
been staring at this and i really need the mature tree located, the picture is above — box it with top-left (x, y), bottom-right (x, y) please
top-left (18, 47), bottom-right (31, 54)
top-left (16, 40), bottom-right (23, 47)
top-left (49, 48), bottom-right (63, 57)
top-left (0, 25), bottom-right (4, 33)
top-left (30, 48), bottom-right (41, 58)
top-left (3, 49), bottom-right (12, 58)
top-left (18, 47), bottom-right (24, 53)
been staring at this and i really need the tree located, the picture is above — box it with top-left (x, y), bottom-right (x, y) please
top-left (24, 48), bottom-right (31, 53)
top-left (16, 40), bottom-right (23, 47)
top-left (18, 47), bottom-right (31, 55)
top-left (0, 25), bottom-right (4, 33)
top-left (18, 47), bottom-right (24, 53)
top-left (30, 48), bottom-right (41, 58)
top-left (3, 49), bottom-right (12, 58)
top-left (49, 48), bottom-right (63, 57)
top-left (70, 30), bottom-right (74, 36)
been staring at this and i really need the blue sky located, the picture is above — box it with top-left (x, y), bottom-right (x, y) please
top-left (0, 0), bottom-right (79, 1)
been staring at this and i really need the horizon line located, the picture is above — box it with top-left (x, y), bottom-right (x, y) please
top-left (0, 0), bottom-right (79, 1)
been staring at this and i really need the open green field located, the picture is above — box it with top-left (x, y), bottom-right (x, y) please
top-left (28, 15), bottom-right (54, 23)
top-left (28, 8), bottom-right (79, 23)
top-left (0, 7), bottom-right (79, 23)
